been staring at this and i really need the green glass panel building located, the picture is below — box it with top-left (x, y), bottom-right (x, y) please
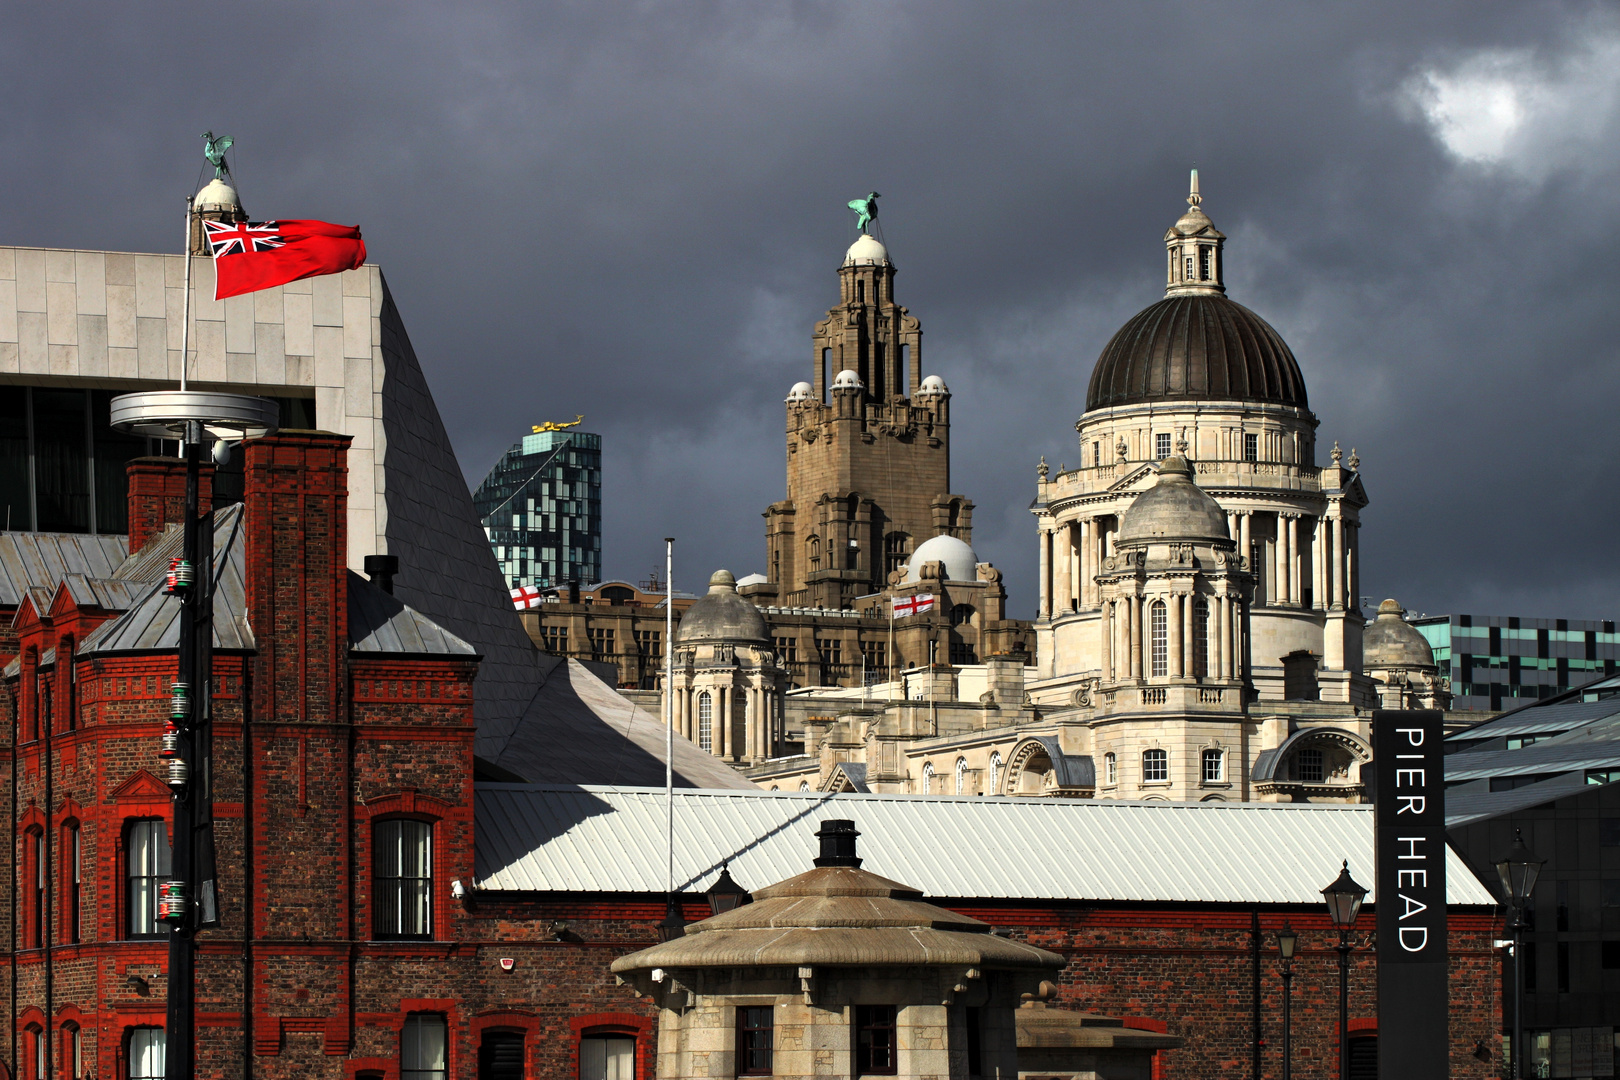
top-left (1415, 614), bottom-right (1620, 712)
top-left (472, 429), bottom-right (602, 590)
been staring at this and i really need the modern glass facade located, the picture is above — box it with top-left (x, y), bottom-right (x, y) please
top-left (1415, 613), bottom-right (1620, 711)
top-left (472, 429), bottom-right (602, 589)
top-left (0, 385), bottom-right (315, 535)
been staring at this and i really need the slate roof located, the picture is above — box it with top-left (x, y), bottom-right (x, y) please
top-left (473, 785), bottom-right (1496, 906)
top-left (1445, 772), bottom-right (1593, 828)
top-left (1445, 697), bottom-right (1620, 743)
top-left (0, 531), bottom-right (130, 606)
top-left (349, 572), bottom-right (478, 657)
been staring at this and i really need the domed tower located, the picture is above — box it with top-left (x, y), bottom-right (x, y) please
top-left (1032, 171), bottom-right (1374, 715)
top-left (761, 227), bottom-right (972, 610)
top-left (668, 570), bottom-right (787, 765)
top-left (1364, 599), bottom-right (1450, 710)
top-left (187, 178), bottom-right (249, 255)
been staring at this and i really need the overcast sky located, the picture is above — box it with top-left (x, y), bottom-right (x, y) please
top-left (4, 1), bottom-right (1618, 621)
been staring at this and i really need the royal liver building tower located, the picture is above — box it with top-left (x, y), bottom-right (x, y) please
top-left (1028, 173), bottom-right (1376, 801)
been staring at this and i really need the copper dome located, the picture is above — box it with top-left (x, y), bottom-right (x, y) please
top-left (1085, 294), bottom-right (1308, 412)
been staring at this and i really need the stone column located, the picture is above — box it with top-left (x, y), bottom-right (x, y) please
top-left (1274, 516), bottom-right (1287, 604)
top-left (1311, 516), bottom-right (1325, 609)
top-left (1169, 594), bottom-right (1184, 678)
top-left (1348, 521), bottom-right (1360, 610)
top-left (1038, 526), bottom-right (1051, 618)
top-left (1130, 595), bottom-right (1143, 680)
top-left (1054, 524), bottom-right (1072, 615)
top-left (1288, 515), bottom-right (1301, 603)
top-left (1216, 594), bottom-right (1229, 679)
top-left (1331, 512), bottom-right (1345, 609)
top-left (1102, 598), bottom-right (1114, 681)
top-left (717, 685), bottom-right (730, 759)
top-left (1239, 512), bottom-right (1251, 570)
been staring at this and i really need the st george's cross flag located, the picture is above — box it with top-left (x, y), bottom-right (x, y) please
top-left (511, 584), bottom-right (545, 610)
top-left (203, 218), bottom-right (366, 300)
top-left (892, 593), bottom-right (935, 618)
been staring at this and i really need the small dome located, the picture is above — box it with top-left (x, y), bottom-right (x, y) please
top-left (786, 381), bottom-right (814, 403)
top-left (1364, 599), bottom-right (1436, 670)
top-left (832, 369), bottom-right (864, 390)
top-left (1170, 204), bottom-right (1216, 236)
top-left (844, 234), bottom-right (890, 266)
top-left (1116, 455), bottom-right (1230, 545)
top-left (193, 178), bottom-right (241, 213)
top-left (904, 534), bottom-right (979, 583)
top-left (918, 375), bottom-right (948, 395)
top-left (677, 569), bottom-right (770, 644)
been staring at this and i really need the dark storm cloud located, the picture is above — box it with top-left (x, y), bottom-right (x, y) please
top-left (4, 1), bottom-right (1617, 619)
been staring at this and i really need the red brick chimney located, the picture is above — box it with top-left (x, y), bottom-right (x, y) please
top-left (242, 431), bottom-right (352, 725)
top-left (125, 456), bottom-right (214, 555)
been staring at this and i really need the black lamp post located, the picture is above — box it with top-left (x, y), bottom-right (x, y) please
top-left (1495, 829), bottom-right (1544, 1079)
top-left (655, 895), bottom-right (686, 943)
top-left (706, 862), bottom-right (749, 916)
top-left (1276, 925), bottom-right (1298, 1080)
top-left (1321, 860), bottom-right (1368, 1080)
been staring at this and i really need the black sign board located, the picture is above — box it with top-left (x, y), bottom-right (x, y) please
top-left (1374, 710), bottom-right (1448, 1079)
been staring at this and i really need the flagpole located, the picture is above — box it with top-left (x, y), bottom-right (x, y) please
top-left (180, 196), bottom-right (194, 391)
top-left (664, 537), bottom-right (675, 908)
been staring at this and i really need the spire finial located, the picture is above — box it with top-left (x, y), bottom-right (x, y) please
top-left (1188, 166), bottom-right (1201, 207)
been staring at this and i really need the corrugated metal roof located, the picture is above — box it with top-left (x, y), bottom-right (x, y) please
top-left (473, 785), bottom-right (1496, 907)
top-left (80, 505), bottom-right (255, 655)
top-left (349, 572), bottom-right (478, 656)
top-left (0, 531), bottom-right (129, 606)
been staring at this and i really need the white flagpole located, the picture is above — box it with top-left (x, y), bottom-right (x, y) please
top-left (180, 196), bottom-right (194, 392)
top-left (664, 538), bottom-right (675, 903)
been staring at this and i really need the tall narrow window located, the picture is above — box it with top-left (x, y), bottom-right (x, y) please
top-left (1193, 597), bottom-right (1210, 678)
top-left (1143, 748), bottom-right (1168, 782)
top-left (1243, 432), bottom-right (1258, 462)
top-left (1200, 247), bottom-right (1212, 280)
top-left (854, 1005), bottom-right (898, 1076)
top-left (988, 752), bottom-right (1002, 795)
top-left (1185, 256), bottom-right (1195, 281)
top-left (32, 830), bottom-right (44, 949)
top-left (1104, 752), bottom-right (1117, 786)
top-left (857, 279), bottom-right (866, 303)
top-left (1203, 748), bottom-right (1225, 783)
top-left (920, 762), bottom-right (934, 795)
top-left (126, 819), bottom-right (170, 939)
top-left (966, 1007), bottom-right (984, 1076)
top-left (27, 1026), bottom-right (42, 1080)
top-left (67, 822), bottom-right (81, 944)
top-left (374, 819), bottom-right (433, 940)
top-left (698, 691), bottom-right (713, 753)
top-left (1150, 600), bottom-right (1168, 677)
top-left (63, 1023), bottom-right (82, 1080)
top-left (955, 757), bottom-right (966, 795)
top-left (807, 536), bottom-right (821, 574)
top-left (737, 1005), bottom-right (774, 1075)
top-left (580, 1036), bottom-right (635, 1080)
top-left (401, 1013), bottom-right (448, 1080)
top-left (1155, 433), bottom-right (1171, 459)
top-left (1092, 441), bottom-right (1100, 468)
top-left (128, 1028), bottom-right (165, 1080)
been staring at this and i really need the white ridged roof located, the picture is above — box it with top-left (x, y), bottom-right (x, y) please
top-left (474, 785), bottom-right (1496, 906)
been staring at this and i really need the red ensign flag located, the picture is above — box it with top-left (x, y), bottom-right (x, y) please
top-left (203, 218), bottom-right (367, 300)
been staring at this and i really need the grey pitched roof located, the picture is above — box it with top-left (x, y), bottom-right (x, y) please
top-left (1445, 772), bottom-right (1594, 827)
top-left (475, 657), bottom-right (757, 790)
top-left (79, 505), bottom-right (255, 656)
top-left (1445, 697), bottom-right (1620, 742)
top-left (0, 531), bottom-right (130, 606)
top-left (348, 572), bottom-right (478, 657)
top-left (1026, 736), bottom-right (1096, 789)
top-left (1443, 710), bottom-right (1620, 783)
top-left (472, 785), bottom-right (1496, 905)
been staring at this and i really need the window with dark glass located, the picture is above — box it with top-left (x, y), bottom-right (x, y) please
top-left (854, 1005), bottom-right (898, 1076)
top-left (126, 819), bottom-right (171, 938)
top-left (26, 1025), bottom-right (42, 1080)
top-left (66, 822), bottom-right (81, 944)
top-left (374, 819), bottom-right (433, 939)
top-left (30, 830), bottom-right (44, 949)
top-left (965, 1007), bottom-right (983, 1077)
top-left (580, 1035), bottom-right (635, 1080)
top-left (1297, 748), bottom-right (1325, 783)
top-left (1243, 432), bottom-right (1258, 462)
top-left (736, 1006), bottom-right (773, 1075)
top-left (401, 1013), bottom-right (448, 1080)
top-left (62, 1022), bottom-right (82, 1080)
top-left (1555, 941), bottom-right (1570, 992)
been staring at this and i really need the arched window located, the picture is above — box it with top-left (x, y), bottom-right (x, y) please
top-left (988, 752), bottom-right (1003, 795)
top-left (798, 780), bottom-right (810, 792)
top-left (955, 757), bottom-right (966, 795)
top-left (807, 536), bottom-right (821, 574)
top-left (61, 1022), bottom-right (82, 1080)
top-left (64, 821), bottom-right (81, 944)
top-left (1143, 748), bottom-right (1168, 783)
top-left (951, 604), bottom-right (975, 627)
top-left (402, 1013), bottom-right (449, 1080)
top-left (1203, 748), bottom-right (1225, 783)
top-left (374, 819), bottom-right (433, 940)
top-left (920, 762), bottom-right (934, 794)
top-left (28, 828), bottom-right (44, 949)
top-left (1150, 600), bottom-right (1168, 677)
top-left (884, 533), bottom-right (909, 577)
top-left (26, 1025), bottom-right (42, 1080)
top-left (127, 1027), bottom-right (165, 1080)
top-left (1104, 752), bottom-right (1117, 786)
top-left (1193, 596), bottom-right (1210, 678)
top-left (697, 692), bottom-right (713, 753)
top-left (125, 819), bottom-right (170, 939)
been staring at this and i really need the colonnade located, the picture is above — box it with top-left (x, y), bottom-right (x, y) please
top-left (1040, 517), bottom-right (1113, 617)
top-left (670, 681), bottom-right (783, 763)
top-left (1099, 589), bottom-right (1244, 684)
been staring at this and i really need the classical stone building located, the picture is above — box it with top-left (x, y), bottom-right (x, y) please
top-left (1364, 599), bottom-right (1450, 710)
top-left (667, 571), bottom-right (789, 765)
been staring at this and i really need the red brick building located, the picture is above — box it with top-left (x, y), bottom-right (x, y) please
top-left (0, 431), bottom-right (1502, 1080)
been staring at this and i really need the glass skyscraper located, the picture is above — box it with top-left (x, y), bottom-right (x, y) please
top-left (472, 428), bottom-right (602, 590)
top-left (1415, 613), bottom-right (1619, 711)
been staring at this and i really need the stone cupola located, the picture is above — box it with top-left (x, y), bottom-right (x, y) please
top-left (668, 570), bottom-right (786, 765)
top-left (612, 819), bottom-right (1065, 1079)
top-left (1164, 167), bottom-right (1226, 297)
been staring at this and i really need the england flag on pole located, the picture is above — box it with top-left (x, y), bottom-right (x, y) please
top-left (892, 593), bottom-right (935, 618)
top-left (511, 585), bottom-right (544, 609)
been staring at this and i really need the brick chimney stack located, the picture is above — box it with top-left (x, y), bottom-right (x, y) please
top-left (125, 456), bottom-right (214, 555)
top-left (242, 431), bottom-right (352, 726)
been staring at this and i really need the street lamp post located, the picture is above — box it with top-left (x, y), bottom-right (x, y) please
top-left (1321, 860), bottom-right (1368, 1080)
top-left (1495, 830), bottom-right (1544, 1080)
top-left (1276, 925), bottom-right (1298, 1080)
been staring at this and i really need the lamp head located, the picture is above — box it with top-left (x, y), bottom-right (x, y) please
top-left (1494, 829), bottom-right (1544, 905)
top-left (706, 862), bottom-right (750, 916)
top-left (1321, 859), bottom-right (1368, 928)
top-left (1276, 924), bottom-right (1299, 960)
